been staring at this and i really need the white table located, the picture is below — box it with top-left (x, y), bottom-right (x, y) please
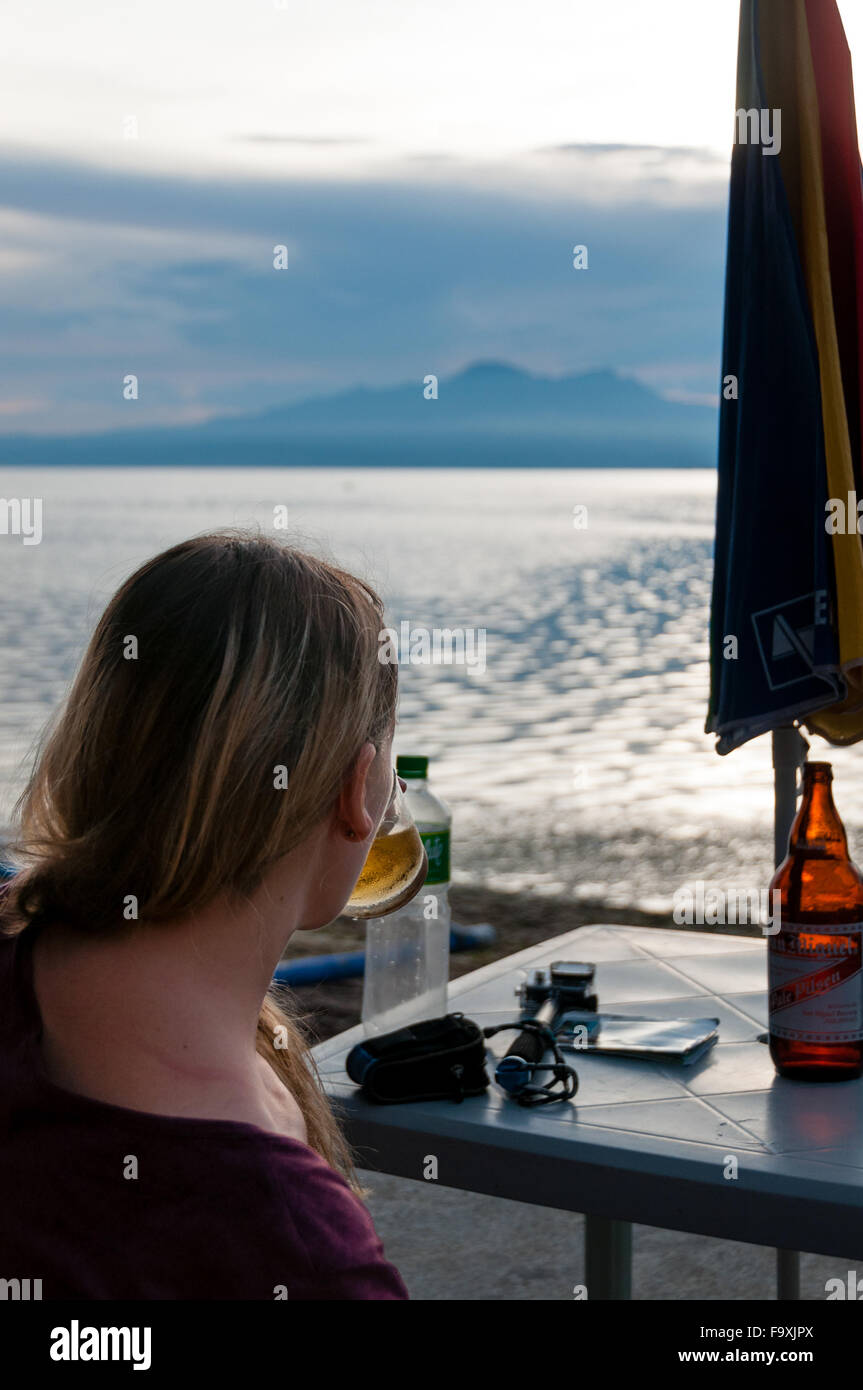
top-left (314, 924), bottom-right (863, 1299)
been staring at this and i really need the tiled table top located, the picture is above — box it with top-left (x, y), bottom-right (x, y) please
top-left (315, 925), bottom-right (863, 1258)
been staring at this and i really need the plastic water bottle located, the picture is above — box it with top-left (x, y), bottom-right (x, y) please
top-left (361, 755), bottom-right (451, 1035)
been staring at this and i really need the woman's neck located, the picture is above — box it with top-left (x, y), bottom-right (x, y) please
top-left (29, 863), bottom-right (310, 1133)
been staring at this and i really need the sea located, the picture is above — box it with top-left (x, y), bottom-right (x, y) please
top-left (1, 464), bottom-right (857, 913)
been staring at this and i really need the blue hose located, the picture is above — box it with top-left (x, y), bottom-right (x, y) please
top-left (274, 922), bottom-right (496, 987)
top-left (0, 858), bottom-right (498, 987)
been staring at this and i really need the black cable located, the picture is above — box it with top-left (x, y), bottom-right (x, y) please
top-left (483, 1019), bottom-right (578, 1105)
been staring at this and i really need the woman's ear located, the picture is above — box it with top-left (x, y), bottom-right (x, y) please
top-left (336, 741), bottom-right (378, 844)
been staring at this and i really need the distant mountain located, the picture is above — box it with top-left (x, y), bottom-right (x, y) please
top-left (0, 363), bottom-right (718, 467)
top-left (197, 362), bottom-right (712, 438)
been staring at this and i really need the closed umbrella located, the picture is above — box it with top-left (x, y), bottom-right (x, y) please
top-left (707, 0), bottom-right (863, 1297)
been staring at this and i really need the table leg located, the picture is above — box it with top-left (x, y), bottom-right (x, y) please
top-left (585, 1214), bottom-right (632, 1299)
top-left (776, 1249), bottom-right (800, 1300)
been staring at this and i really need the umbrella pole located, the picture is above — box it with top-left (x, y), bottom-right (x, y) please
top-left (771, 725), bottom-right (807, 1300)
top-left (772, 725), bottom-right (807, 866)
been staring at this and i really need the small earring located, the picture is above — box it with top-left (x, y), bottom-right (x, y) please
top-left (346, 828), bottom-right (357, 840)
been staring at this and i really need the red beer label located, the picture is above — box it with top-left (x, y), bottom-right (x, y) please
top-left (768, 922), bottom-right (863, 1042)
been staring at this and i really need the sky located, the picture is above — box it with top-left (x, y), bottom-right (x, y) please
top-left (2, 0), bottom-right (863, 434)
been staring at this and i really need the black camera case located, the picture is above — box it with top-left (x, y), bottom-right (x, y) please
top-left (345, 1013), bottom-right (490, 1104)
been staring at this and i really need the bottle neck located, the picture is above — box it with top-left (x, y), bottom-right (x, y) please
top-left (789, 764), bottom-right (848, 857)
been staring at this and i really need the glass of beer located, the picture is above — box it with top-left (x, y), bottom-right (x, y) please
top-left (343, 771), bottom-right (429, 919)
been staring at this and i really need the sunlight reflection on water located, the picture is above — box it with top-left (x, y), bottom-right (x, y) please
top-left (0, 465), bottom-right (850, 910)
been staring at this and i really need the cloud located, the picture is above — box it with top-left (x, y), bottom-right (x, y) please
top-left (539, 142), bottom-right (725, 163)
top-left (0, 146), bottom-right (728, 435)
top-left (232, 134), bottom-right (373, 146)
top-left (0, 397), bottom-right (46, 415)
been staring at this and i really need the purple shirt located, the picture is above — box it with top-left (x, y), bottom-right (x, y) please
top-left (0, 927), bottom-right (408, 1300)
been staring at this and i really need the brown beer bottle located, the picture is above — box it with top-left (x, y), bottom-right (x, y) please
top-left (768, 762), bottom-right (863, 1080)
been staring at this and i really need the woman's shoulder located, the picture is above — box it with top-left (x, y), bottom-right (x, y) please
top-left (253, 1132), bottom-right (376, 1246)
top-left (245, 1135), bottom-right (408, 1300)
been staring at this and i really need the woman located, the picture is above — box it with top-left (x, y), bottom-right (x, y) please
top-left (0, 532), bottom-right (409, 1299)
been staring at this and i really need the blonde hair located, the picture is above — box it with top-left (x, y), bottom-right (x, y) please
top-left (1, 531), bottom-right (397, 1189)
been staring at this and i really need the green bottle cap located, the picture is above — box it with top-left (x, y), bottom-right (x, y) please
top-left (397, 755), bottom-right (428, 779)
